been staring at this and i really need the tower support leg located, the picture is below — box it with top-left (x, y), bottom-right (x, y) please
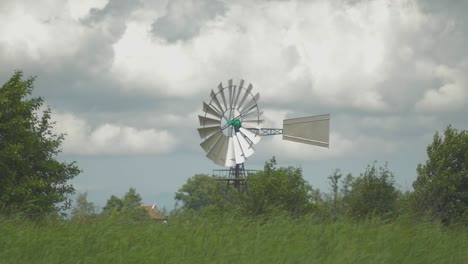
top-left (227, 164), bottom-right (247, 192)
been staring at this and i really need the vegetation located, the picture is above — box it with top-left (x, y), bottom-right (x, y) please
top-left (173, 126), bottom-right (467, 226)
top-left (0, 216), bottom-right (466, 263)
top-left (411, 126), bottom-right (468, 224)
top-left (343, 162), bottom-right (400, 219)
top-left (71, 192), bottom-right (97, 221)
top-left (174, 158), bottom-right (318, 218)
top-left (0, 71), bottom-right (80, 218)
top-left (100, 188), bottom-right (149, 221)
top-left (175, 174), bottom-right (220, 211)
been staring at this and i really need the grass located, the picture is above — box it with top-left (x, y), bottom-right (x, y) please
top-left (1, 216), bottom-right (467, 263)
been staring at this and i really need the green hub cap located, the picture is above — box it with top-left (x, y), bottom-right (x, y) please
top-left (227, 119), bottom-right (241, 128)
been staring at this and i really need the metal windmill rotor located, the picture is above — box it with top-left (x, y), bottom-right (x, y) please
top-left (197, 79), bottom-right (330, 190)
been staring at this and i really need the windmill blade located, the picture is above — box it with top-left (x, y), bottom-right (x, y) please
top-left (206, 135), bottom-right (229, 166)
top-left (206, 134), bottom-right (224, 158)
top-left (242, 119), bottom-right (263, 124)
top-left (283, 114), bottom-right (330, 148)
top-left (233, 80), bottom-right (244, 108)
top-left (198, 115), bottom-right (220, 127)
top-left (197, 126), bottom-right (219, 139)
top-left (239, 127), bottom-right (261, 145)
top-left (228, 79), bottom-right (234, 109)
top-left (236, 132), bottom-right (255, 158)
top-left (203, 102), bottom-right (222, 119)
top-left (225, 137), bottom-right (236, 167)
top-left (241, 120), bottom-right (263, 129)
top-left (200, 130), bottom-right (223, 153)
top-left (232, 135), bottom-right (246, 164)
top-left (217, 136), bottom-right (230, 165)
top-left (210, 90), bottom-right (224, 113)
top-left (237, 83), bottom-right (253, 110)
top-left (241, 110), bottom-right (262, 120)
top-left (240, 92), bottom-right (260, 114)
top-left (230, 85), bottom-right (237, 117)
top-left (218, 82), bottom-right (228, 111)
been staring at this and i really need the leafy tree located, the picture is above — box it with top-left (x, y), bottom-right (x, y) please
top-left (328, 169), bottom-right (342, 219)
top-left (344, 162), bottom-right (399, 219)
top-left (411, 126), bottom-right (468, 224)
top-left (122, 187), bottom-right (143, 209)
top-left (341, 173), bottom-right (354, 198)
top-left (101, 188), bottom-right (148, 220)
top-left (240, 157), bottom-right (316, 217)
top-left (71, 192), bottom-right (96, 221)
top-left (0, 71), bottom-right (80, 217)
top-left (102, 195), bottom-right (123, 214)
top-left (175, 174), bottom-right (221, 211)
top-left (174, 158), bottom-right (318, 218)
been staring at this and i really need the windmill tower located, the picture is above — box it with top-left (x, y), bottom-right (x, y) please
top-left (197, 79), bottom-right (330, 191)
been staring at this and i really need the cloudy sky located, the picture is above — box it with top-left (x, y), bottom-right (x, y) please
top-left (1, 0), bottom-right (467, 210)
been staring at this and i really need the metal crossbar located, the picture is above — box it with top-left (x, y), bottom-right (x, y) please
top-left (247, 128), bottom-right (283, 136)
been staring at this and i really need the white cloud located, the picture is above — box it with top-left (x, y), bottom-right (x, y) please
top-left (263, 130), bottom-right (403, 162)
top-left (261, 108), bottom-right (292, 128)
top-left (0, 0), bottom-right (437, 114)
top-left (359, 116), bottom-right (404, 132)
top-left (415, 65), bottom-right (468, 112)
top-left (68, 0), bottom-right (109, 20)
top-left (109, 0), bottom-right (429, 112)
top-left (265, 131), bottom-right (354, 161)
top-left (52, 111), bottom-right (177, 155)
top-left (0, 1), bottom-right (89, 66)
top-left (111, 21), bottom-right (202, 96)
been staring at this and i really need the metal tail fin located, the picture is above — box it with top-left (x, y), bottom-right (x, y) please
top-left (282, 114), bottom-right (330, 148)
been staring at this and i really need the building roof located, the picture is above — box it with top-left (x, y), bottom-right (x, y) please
top-left (139, 205), bottom-right (167, 220)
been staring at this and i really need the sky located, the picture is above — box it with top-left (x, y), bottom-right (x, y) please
top-left (1, 0), bottom-right (467, 211)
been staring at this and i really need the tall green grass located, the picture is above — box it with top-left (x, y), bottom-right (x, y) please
top-left (1, 216), bottom-right (467, 263)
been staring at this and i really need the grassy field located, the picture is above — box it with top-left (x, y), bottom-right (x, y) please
top-left (1, 216), bottom-right (467, 264)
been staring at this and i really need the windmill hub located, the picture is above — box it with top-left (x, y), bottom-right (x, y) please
top-left (227, 119), bottom-right (241, 128)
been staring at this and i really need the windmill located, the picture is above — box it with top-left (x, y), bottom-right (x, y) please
top-left (197, 79), bottom-right (330, 191)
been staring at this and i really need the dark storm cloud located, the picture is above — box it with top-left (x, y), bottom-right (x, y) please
top-left (417, 0), bottom-right (468, 65)
top-left (85, 0), bottom-right (143, 23)
top-left (80, 0), bottom-right (144, 45)
top-left (151, 0), bottom-right (226, 42)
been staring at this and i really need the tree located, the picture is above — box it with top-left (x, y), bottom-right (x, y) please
top-left (344, 162), bottom-right (399, 219)
top-left (240, 157), bottom-right (316, 217)
top-left (0, 71), bottom-right (80, 217)
top-left (101, 188), bottom-right (148, 220)
top-left (328, 169), bottom-right (342, 219)
top-left (174, 174), bottom-right (221, 211)
top-left (71, 192), bottom-right (96, 221)
top-left (174, 158), bottom-right (320, 218)
top-left (411, 126), bottom-right (468, 224)
top-left (102, 195), bottom-right (123, 214)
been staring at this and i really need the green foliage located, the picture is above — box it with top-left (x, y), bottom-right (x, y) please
top-left (174, 174), bottom-right (222, 211)
top-left (344, 162), bottom-right (399, 219)
top-left (0, 70), bottom-right (80, 218)
top-left (328, 169), bottom-right (342, 219)
top-left (71, 192), bottom-right (96, 221)
top-left (411, 126), bottom-right (468, 224)
top-left (1, 216), bottom-right (467, 263)
top-left (239, 157), bottom-right (316, 217)
top-left (101, 188), bottom-right (148, 221)
top-left (174, 158), bottom-right (318, 218)
top-left (102, 195), bottom-right (123, 215)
